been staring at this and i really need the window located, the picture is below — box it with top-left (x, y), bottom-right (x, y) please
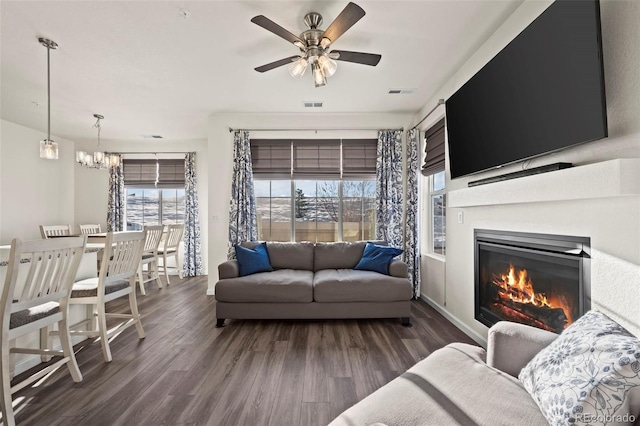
top-left (255, 179), bottom-right (375, 242)
top-left (122, 159), bottom-right (186, 230)
top-left (125, 188), bottom-right (185, 230)
top-left (252, 138), bottom-right (377, 242)
top-left (430, 171), bottom-right (446, 255)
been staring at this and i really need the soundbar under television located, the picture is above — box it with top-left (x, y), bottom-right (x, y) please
top-left (445, 0), bottom-right (607, 179)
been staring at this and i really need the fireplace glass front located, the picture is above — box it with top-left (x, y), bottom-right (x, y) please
top-left (475, 230), bottom-right (590, 333)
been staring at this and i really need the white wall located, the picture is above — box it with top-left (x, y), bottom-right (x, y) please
top-left (73, 138), bottom-right (209, 274)
top-left (415, 0), bottom-right (640, 342)
top-left (207, 112), bottom-right (413, 295)
top-left (0, 119), bottom-right (75, 243)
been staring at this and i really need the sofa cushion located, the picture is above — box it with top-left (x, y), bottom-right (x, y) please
top-left (265, 242), bottom-right (315, 271)
top-left (519, 310), bottom-right (640, 426)
top-left (314, 241), bottom-right (367, 271)
top-left (215, 269), bottom-right (313, 303)
top-left (313, 269), bottom-right (411, 303)
top-left (235, 242), bottom-right (273, 276)
top-left (354, 243), bottom-right (403, 275)
top-left (330, 342), bottom-right (548, 426)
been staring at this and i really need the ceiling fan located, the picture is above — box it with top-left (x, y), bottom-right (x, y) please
top-left (251, 2), bottom-right (382, 87)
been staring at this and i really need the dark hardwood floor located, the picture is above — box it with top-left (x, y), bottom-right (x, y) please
top-left (10, 276), bottom-right (476, 425)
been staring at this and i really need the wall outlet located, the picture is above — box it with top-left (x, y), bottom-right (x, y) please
top-left (457, 211), bottom-right (464, 224)
top-left (211, 215), bottom-right (219, 222)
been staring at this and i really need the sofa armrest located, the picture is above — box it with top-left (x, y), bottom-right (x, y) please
top-left (218, 260), bottom-right (240, 279)
top-left (389, 259), bottom-right (408, 278)
top-left (487, 321), bottom-right (558, 377)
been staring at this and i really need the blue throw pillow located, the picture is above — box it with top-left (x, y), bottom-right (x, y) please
top-left (354, 243), bottom-right (403, 275)
top-left (235, 243), bottom-right (273, 277)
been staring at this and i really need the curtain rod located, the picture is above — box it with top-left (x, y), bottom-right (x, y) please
top-left (228, 127), bottom-right (403, 133)
top-left (107, 151), bottom-right (191, 154)
top-left (410, 99), bottom-right (445, 131)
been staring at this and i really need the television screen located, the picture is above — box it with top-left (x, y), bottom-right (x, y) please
top-left (445, 0), bottom-right (607, 179)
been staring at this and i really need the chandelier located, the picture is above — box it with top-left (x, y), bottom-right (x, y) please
top-left (75, 114), bottom-right (120, 169)
top-left (38, 37), bottom-right (59, 160)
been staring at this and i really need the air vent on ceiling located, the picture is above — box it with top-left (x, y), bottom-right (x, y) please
top-left (388, 88), bottom-right (416, 94)
top-left (303, 101), bottom-right (323, 108)
top-left (141, 135), bottom-right (164, 139)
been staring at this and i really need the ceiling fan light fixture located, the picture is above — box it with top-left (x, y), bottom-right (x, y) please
top-left (320, 37), bottom-right (332, 49)
top-left (317, 55), bottom-right (337, 78)
top-left (293, 40), bottom-right (306, 49)
top-left (312, 63), bottom-right (326, 87)
top-left (288, 57), bottom-right (308, 78)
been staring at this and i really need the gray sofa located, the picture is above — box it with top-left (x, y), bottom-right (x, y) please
top-left (331, 318), bottom-right (640, 426)
top-left (215, 241), bottom-right (412, 327)
top-left (330, 321), bottom-right (557, 426)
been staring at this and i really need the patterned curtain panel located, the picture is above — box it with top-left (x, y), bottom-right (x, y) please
top-left (107, 155), bottom-right (124, 232)
top-left (406, 129), bottom-right (421, 298)
top-left (375, 129), bottom-right (404, 249)
top-left (183, 152), bottom-right (203, 276)
top-left (228, 130), bottom-right (258, 259)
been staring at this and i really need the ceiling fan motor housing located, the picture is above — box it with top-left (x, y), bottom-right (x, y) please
top-left (303, 12), bottom-right (323, 29)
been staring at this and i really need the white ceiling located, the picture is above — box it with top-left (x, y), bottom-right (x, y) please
top-left (1, 0), bottom-right (522, 143)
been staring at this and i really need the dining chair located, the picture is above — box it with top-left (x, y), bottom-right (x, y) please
top-left (68, 231), bottom-right (146, 363)
top-left (79, 224), bottom-right (101, 234)
top-left (39, 224), bottom-right (73, 239)
top-left (157, 224), bottom-right (184, 285)
top-left (137, 225), bottom-right (164, 295)
top-left (1, 236), bottom-right (86, 426)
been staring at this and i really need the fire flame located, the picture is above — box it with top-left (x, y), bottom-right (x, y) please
top-left (491, 264), bottom-right (573, 325)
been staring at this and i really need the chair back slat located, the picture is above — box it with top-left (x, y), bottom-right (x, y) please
top-left (163, 224), bottom-right (184, 250)
top-left (2, 236), bottom-right (87, 329)
top-left (99, 231), bottom-right (146, 287)
top-left (39, 224), bottom-right (73, 239)
top-left (143, 225), bottom-right (164, 253)
top-left (79, 224), bottom-right (101, 234)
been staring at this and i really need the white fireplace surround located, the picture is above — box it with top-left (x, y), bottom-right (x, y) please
top-left (449, 159), bottom-right (640, 208)
top-left (430, 158), bottom-right (640, 347)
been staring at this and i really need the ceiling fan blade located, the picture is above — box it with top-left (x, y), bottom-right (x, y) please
top-left (251, 15), bottom-right (305, 47)
top-left (255, 56), bottom-right (299, 73)
top-left (333, 50), bottom-right (381, 66)
top-left (321, 2), bottom-right (366, 45)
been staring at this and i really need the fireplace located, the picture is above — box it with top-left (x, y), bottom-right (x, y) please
top-left (475, 229), bottom-right (590, 333)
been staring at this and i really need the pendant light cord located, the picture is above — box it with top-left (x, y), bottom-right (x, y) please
top-left (46, 44), bottom-right (51, 141)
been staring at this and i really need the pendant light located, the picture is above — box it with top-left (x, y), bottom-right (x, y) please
top-left (76, 114), bottom-right (120, 169)
top-left (38, 37), bottom-right (59, 160)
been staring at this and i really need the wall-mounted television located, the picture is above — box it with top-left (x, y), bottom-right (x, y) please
top-left (445, 0), bottom-right (607, 179)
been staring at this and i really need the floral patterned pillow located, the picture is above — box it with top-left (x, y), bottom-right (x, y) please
top-left (519, 310), bottom-right (640, 426)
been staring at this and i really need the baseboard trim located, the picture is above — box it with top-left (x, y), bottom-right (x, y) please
top-left (420, 294), bottom-right (487, 348)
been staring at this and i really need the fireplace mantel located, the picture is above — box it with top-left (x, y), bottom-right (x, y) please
top-left (448, 158), bottom-right (640, 208)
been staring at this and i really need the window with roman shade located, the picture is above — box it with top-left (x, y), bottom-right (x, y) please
top-left (122, 158), bottom-right (186, 230)
top-left (251, 138), bottom-right (377, 243)
top-left (123, 159), bottom-right (185, 188)
top-left (421, 118), bottom-right (446, 176)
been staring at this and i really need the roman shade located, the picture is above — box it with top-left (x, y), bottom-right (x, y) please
top-left (421, 118), bottom-right (446, 176)
top-left (293, 139), bottom-right (341, 178)
top-left (250, 139), bottom-right (292, 178)
top-left (250, 138), bottom-right (377, 179)
top-left (342, 139), bottom-right (377, 178)
top-left (123, 159), bottom-right (185, 187)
